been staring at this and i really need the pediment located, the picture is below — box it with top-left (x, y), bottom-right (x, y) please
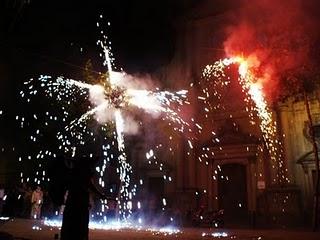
top-left (204, 119), bottom-right (259, 147)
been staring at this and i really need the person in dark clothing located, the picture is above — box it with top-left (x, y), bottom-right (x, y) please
top-left (60, 156), bottom-right (106, 240)
top-left (22, 186), bottom-right (32, 218)
top-left (2, 187), bottom-right (18, 217)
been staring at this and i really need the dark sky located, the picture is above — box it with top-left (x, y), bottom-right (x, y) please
top-left (0, 0), bottom-right (237, 75)
top-left (1, 0), bottom-right (192, 76)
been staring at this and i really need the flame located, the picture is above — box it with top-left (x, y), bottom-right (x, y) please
top-left (238, 59), bottom-right (249, 78)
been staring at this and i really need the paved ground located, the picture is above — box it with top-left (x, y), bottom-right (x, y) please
top-left (0, 218), bottom-right (320, 240)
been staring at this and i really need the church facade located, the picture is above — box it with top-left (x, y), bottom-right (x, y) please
top-left (141, 3), bottom-right (320, 227)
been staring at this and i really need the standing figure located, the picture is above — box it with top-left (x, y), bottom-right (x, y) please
top-left (23, 186), bottom-right (32, 218)
top-left (60, 156), bottom-right (106, 240)
top-left (30, 186), bottom-right (43, 219)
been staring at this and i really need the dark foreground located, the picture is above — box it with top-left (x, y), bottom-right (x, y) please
top-left (0, 218), bottom-right (320, 240)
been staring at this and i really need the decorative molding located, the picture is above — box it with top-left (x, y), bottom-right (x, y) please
top-left (204, 119), bottom-right (259, 147)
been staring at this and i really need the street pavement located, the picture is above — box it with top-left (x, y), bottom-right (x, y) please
top-left (0, 218), bottom-right (320, 240)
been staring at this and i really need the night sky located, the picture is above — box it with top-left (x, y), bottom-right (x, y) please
top-left (1, 0), bottom-right (187, 76)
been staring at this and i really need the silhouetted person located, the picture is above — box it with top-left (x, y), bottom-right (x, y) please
top-left (22, 186), bottom-right (32, 218)
top-left (42, 189), bottom-right (54, 218)
top-left (3, 186), bottom-right (18, 217)
top-left (60, 156), bottom-right (105, 240)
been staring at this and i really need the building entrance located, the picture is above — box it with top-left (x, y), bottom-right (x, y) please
top-left (218, 163), bottom-right (248, 225)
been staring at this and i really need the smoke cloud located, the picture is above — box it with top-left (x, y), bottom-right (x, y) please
top-left (223, 0), bottom-right (320, 100)
top-left (88, 72), bottom-right (163, 135)
top-left (111, 71), bottom-right (159, 91)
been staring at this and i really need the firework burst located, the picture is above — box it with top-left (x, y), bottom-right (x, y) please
top-left (16, 16), bottom-right (197, 223)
